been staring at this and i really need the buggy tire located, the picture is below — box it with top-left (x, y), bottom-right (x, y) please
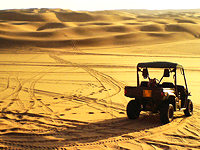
top-left (160, 103), bottom-right (174, 124)
top-left (184, 99), bottom-right (193, 116)
top-left (126, 100), bottom-right (141, 119)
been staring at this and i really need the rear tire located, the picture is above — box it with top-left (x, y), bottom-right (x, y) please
top-left (184, 99), bottom-right (193, 116)
top-left (160, 103), bottom-right (174, 124)
top-left (126, 100), bottom-right (141, 119)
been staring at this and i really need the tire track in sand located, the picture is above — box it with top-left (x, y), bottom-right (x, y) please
top-left (0, 67), bottom-right (67, 132)
top-left (47, 53), bottom-right (197, 149)
top-left (26, 69), bottom-right (61, 119)
top-left (49, 54), bottom-right (126, 116)
top-left (0, 108), bottom-right (196, 150)
top-left (0, 76), bottom-right (24, 113)
top-left (0, 54), bottom-right (197, 149)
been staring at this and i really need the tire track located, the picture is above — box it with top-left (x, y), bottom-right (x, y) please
top-left (0, 75), bottom-right (10, 93)
top-left (0, 67), bottom-right (71, 133)
top-left (49, 54), bottom-right (126, 115)
top-left (1, 53), bottom-right (197, 149)
top-left (1, 76), bottom-right (23, 112)
top-left (0, 69), bottom-right (49, 113)
top-left (0, 101), bottom-right (197, 149)
top-left (26, 69), bottom-right (60, 118)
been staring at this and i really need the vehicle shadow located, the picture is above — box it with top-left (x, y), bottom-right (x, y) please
top-left (0, 111), bottom-right (163, 149)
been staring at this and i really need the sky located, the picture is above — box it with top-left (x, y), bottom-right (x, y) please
top-left (1, 0), bottom-right (200, 11)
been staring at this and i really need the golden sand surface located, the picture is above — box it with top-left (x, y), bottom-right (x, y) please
top-left (0, 8), bottom-right (199, 149)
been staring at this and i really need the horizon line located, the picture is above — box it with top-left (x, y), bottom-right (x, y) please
top-left (1, 7), bottom-right (200, 12)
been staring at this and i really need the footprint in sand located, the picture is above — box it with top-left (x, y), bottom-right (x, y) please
top-left (119, 112), bottom-right (125, 114)
top-left (0, 129), bottom-right (7, 132)
top-left (90, 92), bottom-right (95, 95)
top-left (17, 115), bottom-right (23, 119)
top-left (88, 112), bottom-right (94, 114)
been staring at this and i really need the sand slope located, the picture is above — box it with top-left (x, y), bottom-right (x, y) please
top-left (0, 9), bottom-right (200, 52)
top-left (0, 8), bottom-right (200, 149)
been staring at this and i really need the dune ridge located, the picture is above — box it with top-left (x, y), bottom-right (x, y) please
top-left (0, 9), bottom-right (200, 51)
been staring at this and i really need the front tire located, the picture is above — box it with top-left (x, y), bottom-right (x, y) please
top-left (126, 100), bottom-right (141, 119)
top-left (184, 99), bottom-right (193, 116)
top-left (160, 103), bottom-right (174, 124)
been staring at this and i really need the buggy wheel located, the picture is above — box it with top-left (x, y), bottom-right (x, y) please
top-left (126, 100), bottom-right (141, 119)
top-left (160, 103), bottom-right (174, 124)
top-left (184, 99), bottom-right (193, 116)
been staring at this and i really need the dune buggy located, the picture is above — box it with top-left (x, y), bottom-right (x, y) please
top-left (125, 61), bottom-right (193, 124)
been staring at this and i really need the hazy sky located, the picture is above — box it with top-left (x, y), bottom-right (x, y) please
top-left (1, 0), bottom-right (200, 11)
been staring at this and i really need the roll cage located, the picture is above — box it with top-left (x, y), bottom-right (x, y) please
top-left (136, 61), bottom-right (189, 94)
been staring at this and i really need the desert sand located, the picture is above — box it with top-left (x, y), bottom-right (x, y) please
top-left (0, 8), bottom-right (200, 149)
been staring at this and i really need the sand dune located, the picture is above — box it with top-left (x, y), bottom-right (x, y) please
top-left (0, 9), bottom-right (200, 50)
top-left (0, 8), bottom-right (200, 149)
top-left (55, 11), bottom-right (97, 22)
top-left (165, 23), bottom-right (200, 37)
top-left (140, 24), bottom-right (164, 32)
top-left (0, 11), bottom-right (46, 22)
top-left (37, 23), bottom-right (68, 31)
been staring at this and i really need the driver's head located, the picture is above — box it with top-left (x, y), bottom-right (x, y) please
top-left (148, 78), bottom-right (157, 87)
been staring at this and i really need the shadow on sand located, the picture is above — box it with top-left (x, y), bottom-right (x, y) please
top-left (0, 111), bottom-right (166, 149)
